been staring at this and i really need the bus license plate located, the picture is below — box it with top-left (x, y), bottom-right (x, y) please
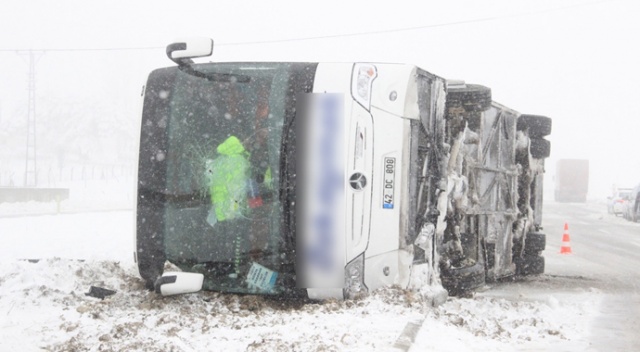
top-left (383, 157), bottom-right (396, 209)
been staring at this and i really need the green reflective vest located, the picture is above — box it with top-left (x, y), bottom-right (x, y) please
top-left (207, 136), bottom-right (250, 222)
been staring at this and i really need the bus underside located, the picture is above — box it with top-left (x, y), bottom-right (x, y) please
top-left (435, 84), bottom-right (550, 295)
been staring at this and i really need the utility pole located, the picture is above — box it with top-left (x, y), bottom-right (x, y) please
top-left (18, 50), bottom-right (44, 187)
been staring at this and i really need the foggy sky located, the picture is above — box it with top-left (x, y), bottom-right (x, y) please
top-left (1, 0), bottom-right (639, 197)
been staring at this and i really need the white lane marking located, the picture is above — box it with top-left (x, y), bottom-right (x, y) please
top-left (393, 318), bottom-right (425, 351)
top-left (598, 229), bottom-right (611, 235)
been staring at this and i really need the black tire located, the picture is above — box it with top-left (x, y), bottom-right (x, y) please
top-left (515, 255), bottom-right (545, 276)
top-left (524, 232), bottom-right (546, 256)
top-left (441, 262), bottom-right (486, 296)
top-left (517, 114), bottom-right (552, 138)
top-left (530, 138), bottom-right (550, 159)
top-left (446, 84), bottom-right (492, 114)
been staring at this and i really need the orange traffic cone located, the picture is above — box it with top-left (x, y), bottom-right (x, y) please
top-left (560, 223), bottom-right (572, 254)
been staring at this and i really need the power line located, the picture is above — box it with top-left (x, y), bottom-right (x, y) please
top-left (0, 47), bottom-right (162, 52)
top-left (0, 0), bottom-right (623, 52)
top-left (220, 0), bottom-right (621, 46)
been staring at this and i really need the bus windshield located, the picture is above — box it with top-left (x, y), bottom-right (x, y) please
top-left (138, 62), bottom-right (314, 295)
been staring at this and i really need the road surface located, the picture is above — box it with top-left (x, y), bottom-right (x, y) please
top-left (478, 200), bottom-right (640, 351)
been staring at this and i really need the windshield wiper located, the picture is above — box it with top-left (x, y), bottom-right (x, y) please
top-left (178, 64), bottom-right (251, 83)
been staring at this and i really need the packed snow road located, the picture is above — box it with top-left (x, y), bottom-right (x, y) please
top-left (475, 200), bottom-right (640, 351)
top-left (0, 201), bottom-right (638, 351)
top-left (542, 201), bottom-right (640, 292)
top-left (529, 201), bottom-right (640, 351)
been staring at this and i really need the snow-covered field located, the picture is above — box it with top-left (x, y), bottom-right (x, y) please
top-left (0, 257), bottom-right (599, 351)
top-left (0, 197), bottom-right (603, 351)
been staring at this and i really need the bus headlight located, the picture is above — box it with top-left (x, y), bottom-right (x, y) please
top-left (344, 253), bottom-right (367, 299)
top-left (351, 64), bottom-right (377, 111)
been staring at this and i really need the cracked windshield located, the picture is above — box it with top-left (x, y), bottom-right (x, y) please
top-left (161, 64), bottom-right (291, 294)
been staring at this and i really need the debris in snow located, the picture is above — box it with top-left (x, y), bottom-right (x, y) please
top-left (85, 286), bottom-right (117, 300)
top-left (0, 258), bottom-right (598, 351)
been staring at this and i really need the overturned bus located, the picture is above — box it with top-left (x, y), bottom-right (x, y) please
top-left (134, 38), bottom-right (551, 300)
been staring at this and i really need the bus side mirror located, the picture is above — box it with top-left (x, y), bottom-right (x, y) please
top-left (166, 38), bottom-right (214, 65)
top-left (154, 272), bottom-right (204, 296)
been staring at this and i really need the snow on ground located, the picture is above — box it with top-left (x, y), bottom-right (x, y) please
top-left (0, 211), bottom-right (134, 263)
top-left (0, 196), bottom-right (603, 351)
top-left (0, 258), bottom-right (599, 352)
